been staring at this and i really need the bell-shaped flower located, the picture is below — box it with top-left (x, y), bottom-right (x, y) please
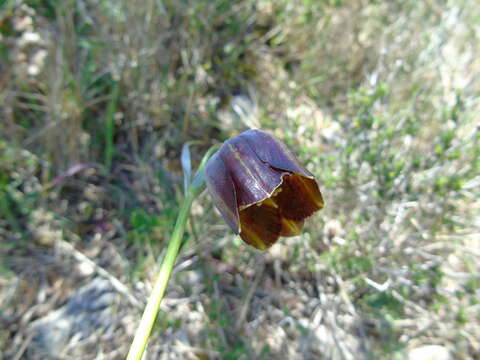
top-left (205, 129), bottom-right (324, 250)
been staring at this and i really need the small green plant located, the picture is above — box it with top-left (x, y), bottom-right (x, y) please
top-left (127, 130), bottom-right (325, 359)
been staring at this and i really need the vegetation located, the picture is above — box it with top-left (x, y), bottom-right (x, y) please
top-left (1, 0), bottom-right (479, 359)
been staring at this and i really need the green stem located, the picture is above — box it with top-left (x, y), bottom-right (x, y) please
top-left (126, 192), bottom-right (195, 360)
top-left (126, 142), bottom-right (221, 360)
top-left (105, 81), bottom-right (119, 170)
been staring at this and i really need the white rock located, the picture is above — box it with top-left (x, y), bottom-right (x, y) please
top-left (407, 345), bottom-right (451, 360)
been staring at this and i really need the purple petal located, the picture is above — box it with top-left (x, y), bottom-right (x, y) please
top-left (220, 136), bottom-right (286, 209)
top-left (240, 130), bottom-right (313, 178)
top-left (205, 152), bottom-right (240, 233)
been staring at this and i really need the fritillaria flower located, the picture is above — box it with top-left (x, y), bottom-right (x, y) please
top-left (205, 129), bottom-right (324, 250)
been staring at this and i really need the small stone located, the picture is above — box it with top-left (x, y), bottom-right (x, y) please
top-left (407, 345), bottom-right (451, 360)
top-left (77, 261), bottom-right (95, 276)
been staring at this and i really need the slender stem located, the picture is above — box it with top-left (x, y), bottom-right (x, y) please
top-left (105, 81), bottom-right (119, 170)
top-left (126, 142), bottom-right (221, 360)
top-left (127, 192), bottom-right (195, 360)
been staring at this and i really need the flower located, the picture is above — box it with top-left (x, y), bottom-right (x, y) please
top-left (205, 129), bottom-right (324, 250)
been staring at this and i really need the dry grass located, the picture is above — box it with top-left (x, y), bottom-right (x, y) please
top-left (1, 0), bottom-right (479, 359)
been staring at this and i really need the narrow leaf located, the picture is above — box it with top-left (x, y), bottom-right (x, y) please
top-left (181, 142), bottom-right (192, 193)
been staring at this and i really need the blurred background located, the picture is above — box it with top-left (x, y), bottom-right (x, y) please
top-left (1, 0), bottom-right (479, 359)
